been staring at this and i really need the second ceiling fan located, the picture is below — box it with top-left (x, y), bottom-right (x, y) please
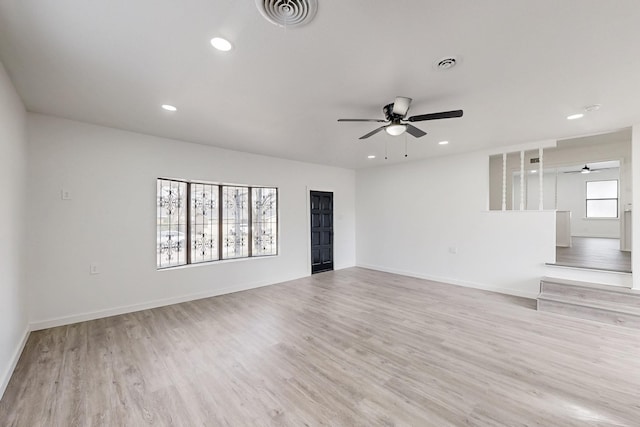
top-left (338, 96), bottom-right (463, 140)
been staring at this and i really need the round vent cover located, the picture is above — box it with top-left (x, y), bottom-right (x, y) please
top-left (256, 0), bottom-right (318, 28)
top-left (436, 57), bottom-right (457, 70)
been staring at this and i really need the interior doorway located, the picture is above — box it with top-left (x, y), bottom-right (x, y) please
top-left (488, 128), bottom-right (632, 273)
top-left (310, 191), bottom-right (334, 274)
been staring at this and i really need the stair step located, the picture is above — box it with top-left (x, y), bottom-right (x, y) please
top-left (537, 297), bottom-right (640, 329)
top-left (540, 277), bottom-right (640, 310)
top-left (537, 277), bottom-right (640, 329)
top-left (537, 295), bottom-right (640, 317)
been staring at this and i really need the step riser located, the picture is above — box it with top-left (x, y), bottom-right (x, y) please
top-left (541, 281), bottom-right (640, 309)
top-left (538, 299), bottom-right (640, 329)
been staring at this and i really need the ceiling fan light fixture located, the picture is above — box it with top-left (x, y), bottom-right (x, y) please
top-left (581, 165), bottom-right (591, 174)
top-left (385, 124), bottom-right (407, 136)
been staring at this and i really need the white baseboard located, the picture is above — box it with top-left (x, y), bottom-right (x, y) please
top-left (356, 263), bottom-right (539, 299)
top-left (30, 276), bottom-right (302, 331)
top-left (30, 263), bottom-right (358, 331)
top-left (0, 325), bottom-right (30, 401)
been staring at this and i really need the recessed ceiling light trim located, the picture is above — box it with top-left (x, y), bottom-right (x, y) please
top-left (438, 140), bottom-right (449, 145)
top-left (210, 37), bottom-right (233, 51)
top-left (161, 104), bottom-right (177, 112)
top-left (567, 113), bottom-right (584, 120)
top-left (367, 155), bottom-right (376, 159)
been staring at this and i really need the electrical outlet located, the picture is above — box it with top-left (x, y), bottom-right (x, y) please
top-left (90, 263), bottom-right (100, 275)
top-left (61, 189), bottom-right (72, 200)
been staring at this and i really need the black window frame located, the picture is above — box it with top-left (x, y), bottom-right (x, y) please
top-left (157, 178), bottom-right (278, 270)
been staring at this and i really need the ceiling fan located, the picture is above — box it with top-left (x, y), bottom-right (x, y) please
top-left (338, 96), bottom-right (463, 140)
top-left (563, 164), bottom-right (617, 174)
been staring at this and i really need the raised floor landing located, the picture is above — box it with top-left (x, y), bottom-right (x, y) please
top-left (553, 237), bottom-right (631, 273)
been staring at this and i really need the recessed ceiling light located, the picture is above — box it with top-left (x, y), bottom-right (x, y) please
top-left (367, 155), bottom-right (376, 159)
top-left (161, 104), bottom-right (177, 112)
top-left (531, 170), bottom-right (538, 174)
top-left (438, 140), bottom-right (449, 145)
top-left (210, 37), bottom-right (232, 51)
top-left (567, 113), bottom-right (584, 120)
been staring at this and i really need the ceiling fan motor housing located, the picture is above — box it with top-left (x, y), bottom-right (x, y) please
top-left (383, 103), bottom-right (404, 121)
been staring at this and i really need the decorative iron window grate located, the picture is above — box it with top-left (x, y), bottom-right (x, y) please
top-left (252, 187), bottom-right (278, 256)
top-left (157, 179), bottom-right (188, 268)
top-left (157, 179), bottom-right (278, 269)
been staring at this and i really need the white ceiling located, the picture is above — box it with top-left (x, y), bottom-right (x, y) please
top-left (1, 0), bottom-right (640, 169)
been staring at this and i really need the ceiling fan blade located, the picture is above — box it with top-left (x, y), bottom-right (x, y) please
top-left (359, 126), bottom-right (386, 139)
top-left (338, 119), bottom-right (387, 122)
top-left (408, 109), bottom-right (463, 122)
top-left (392, 97), bottom-right (412, 117)
top-left (405, 124), bottom-right (427, 138)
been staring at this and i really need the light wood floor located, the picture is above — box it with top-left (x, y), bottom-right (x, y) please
top-left (2, 268), bottom-right (640, 426)
top-left (555, 237), bottom-right (632, 273)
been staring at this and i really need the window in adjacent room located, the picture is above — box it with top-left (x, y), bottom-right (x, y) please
top-left (586, 180), bottom-right (618, 218)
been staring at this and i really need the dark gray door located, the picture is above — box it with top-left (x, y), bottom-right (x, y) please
top-left (310, 191), bottom-right (333, 274)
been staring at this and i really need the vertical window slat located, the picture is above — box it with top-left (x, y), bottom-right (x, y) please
top-left (157, 179), bottom-right (187, 268)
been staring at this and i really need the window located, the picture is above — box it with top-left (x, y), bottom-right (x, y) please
top-left (252, 187), bottom-right (278, 256)
top-left (586, 180), bottom-right (618, 218)
top-left (222, 186), bottom-right (249, 259)
top-left (157, 179), bottom-right (188, 268)
top-left (157, 179), bottom-right (278, 269)
top-left (191, 183), bottom-right (219, 263)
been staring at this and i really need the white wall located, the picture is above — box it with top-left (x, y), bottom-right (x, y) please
top-left (633, 125), bottom-right (640, 290)
top-left (26, 114), bottom-right (356, 328)
top-left (0, 62), bottom-right (28, 398)
top-left (356, 151), bottom-right (555, 298)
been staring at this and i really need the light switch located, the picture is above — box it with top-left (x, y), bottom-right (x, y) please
top-left (90, 263), bottom-right (100, 275)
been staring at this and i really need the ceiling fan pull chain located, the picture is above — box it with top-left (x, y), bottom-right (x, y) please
top-left (385, 140), bottom-right (388, 160)
top-left (404, 134), bottom-right (408, 158)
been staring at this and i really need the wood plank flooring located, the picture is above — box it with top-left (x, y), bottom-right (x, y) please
top-left (2, 267), bottom-right (640, 426)
top-left (555, 237), bottom-right (632, 272)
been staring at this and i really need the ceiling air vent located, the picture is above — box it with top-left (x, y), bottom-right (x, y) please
top-left (436, 56), bottom-right (458, 70)
top-left (256, 0), bottom-right (318, 28)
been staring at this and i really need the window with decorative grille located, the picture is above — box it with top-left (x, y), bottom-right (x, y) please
top-left (157, 179), bottom-right (278, 269)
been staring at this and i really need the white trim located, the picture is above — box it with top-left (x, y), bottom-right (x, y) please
top-left (545, 263), bottom-right (632, 288)
top-left (30, 276), bottom-right (297, 331)
top-left (485, 139), bottom-right (557, 156)
top-left (31, 263), bottom-right (355, 331)
top-left (356, 263), bottom-right (539, 299)
top-left (0, 326), bottom-right (30, 400)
